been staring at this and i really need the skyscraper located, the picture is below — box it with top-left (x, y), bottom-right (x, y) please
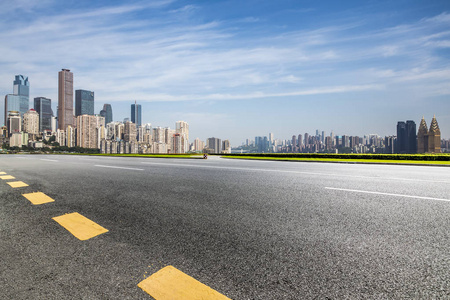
top-left (269, 133), bottom-right (274, 145)
top-left (76, 114), bottom-right (98, 148)
top-left (4, 94), bottom-right (19, 126)
top-left (100, 104), bottom-right (113, 124)
top-left (222, 140), bottom-right (231, 153)
top-left (131, 101), bottom-right (141, 127)
top-left (124, 121), bottom-right (137, 143)
top-left (58, 69), bottom-right (74, 130)
top-left (176, 121), bottom-right (189, 153)
top-left (418, 116), bottom-right (441, 153)
top-left (206, 137), bottom-right (221, 154)
top-left (172, 133), bottom-right (183, 154)
top-left (75, 89), bottom-right (94, 116)
top-left (7, 111), bottom-right (21, 135)
top-left (34, 97), bottom-right (53, 132)
top-left (4, 75), bottom-right (29, 125)
top-left (193, 138), bottom-right (205, 152)
top-left (23, 109), bottom-right (39, 137)
top-left (396, 120), bottom-right (417, 153)
top-left (14, 75), bottom-right (30, 117)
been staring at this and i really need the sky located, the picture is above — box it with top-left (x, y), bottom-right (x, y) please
top-left (1, 0), bottom-right (450, 145)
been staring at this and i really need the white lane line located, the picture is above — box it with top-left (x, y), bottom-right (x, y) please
top-left (140, 162), bottom-right (450, 184)
top-left (94, 164), bottom-right (144, 171)
top-left (41, 159), bottom-right (58, 162)
top-left (325, 187), bottom-right (450, 202)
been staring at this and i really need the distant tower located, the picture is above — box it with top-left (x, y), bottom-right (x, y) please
top-left (58, 69), bottom-right (74, 129)
top-left (175, 121), bottom-right (189, 153)
top-left (100, 104), bottom-right (113, 124)
top-left (34, 97), bottom-right (53, 132)
top-left (7, 111), bottom-right (21, 135)
top-left (124, 121), bottom-right (137, 143)
top-left (131, 101), bottom-right (142, 127)
top-left (76, 115), bottom-right (98, 149)
top-left (417, 117), bottom-right (428, 153)
top-left (4, 75), bottom-right (29, 125)
top-left (428, 115), bottom-right (441, 153)
top-left (396, 120), bottom-right (416, 153)
top-left (13, 75), bottom-right (30, 117)
top-left (75, 89), bottom-right (94, 116)
top-left (23, 109), bottom-right (39, 136)
top-left (417, 116), bottom-right (441, 153)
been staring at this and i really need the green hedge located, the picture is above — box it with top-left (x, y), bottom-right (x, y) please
top-left (220, 153), bottom-right (450, 161)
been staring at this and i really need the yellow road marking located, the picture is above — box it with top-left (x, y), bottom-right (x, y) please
top-left (0, 175), bottom-right (15, 180)
top-left (22, 192), bottom-right (55, 205)
top-left (52, 212), bottom-right (109, 241)
top-left (7, 181), bottom-right (29, 188)
top-left (0, 171), bottom-right (6, 175)
top-left (138, 265), bottom-right (230, 300)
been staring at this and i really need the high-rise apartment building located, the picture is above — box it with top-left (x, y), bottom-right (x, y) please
top-left (34, 97), bottom-right (53, 132)
top-left (75, 90), bottom-right (94, 117)
top-left (193, 138), bottom-right (205, 152)
top-left (131, 101), bottom-right (142, 127)
top-left (172, 133), bottom-right (184, 153)
top-left (206, 137), bottom-right (221, 153)
top-left (76, 115), bottom-right (98, 148)
top-left (175, 121), bottom-right (189, 153)
top-left (58, 69), bottom-right (74, 130)
top-left (222, 140), bottom-right (231, 153)
top-left (298, 134), bottom-right (303, 148)
top-left (124, 121), bottom-right (137, 143)
top-left (7, 111), bottom-right (21, 136)
top-left (396, 120), bottom-right (416, 153)
top-left (66, 125), bottom-right (76, 147)
top-left (100, 104), bottom-right (113, 124)
top-left (23, 109), bottom-right (39, 136)
top-left (152, 126), bottom-right (165, 143)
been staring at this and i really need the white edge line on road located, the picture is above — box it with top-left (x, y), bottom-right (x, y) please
top-left (94, 164), bottom-right (144, 171)
top-left (325, 187), bottom-right (450, 202)
top-left (40, 159), bottom-right (58, 162)
top-left (140, 162), bottom-right (450, 184)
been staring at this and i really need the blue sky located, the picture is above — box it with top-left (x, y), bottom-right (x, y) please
top-left (1, 0), bottom-right (450, 145)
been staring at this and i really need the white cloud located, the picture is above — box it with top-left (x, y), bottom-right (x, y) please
top-left (0, 2), bottom-right (448, 109)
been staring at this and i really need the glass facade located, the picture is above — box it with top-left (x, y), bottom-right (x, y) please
top-left (103, 104), bottom-right (113, 124)
top-left (75, 89), bottom-right (94, 116)
top-left (131, 103), bottom-right (141, 127)
top-left (34, 97), bottom-right (53, 132)
top-left (13, 75), bottom-right (30, 118)
top-left (4, 94), bottom-right (20, 126)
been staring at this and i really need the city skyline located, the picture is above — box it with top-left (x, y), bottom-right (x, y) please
top-left (1, 1), bottom-right (450, 144)
top-left (1, 71), bottom-right (447, 147)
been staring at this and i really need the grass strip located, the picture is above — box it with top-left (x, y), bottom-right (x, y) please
top-left (224, 156), bottom-right (450, 165)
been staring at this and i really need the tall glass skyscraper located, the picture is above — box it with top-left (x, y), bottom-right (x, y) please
top-left (100, 103), bottom-right (113, 124)
top-left (131, 102), bottom-right (141, 127)
top-left (34, 97), bottom-right (53, 132)
top-left (4, 95), bottom-right (19, 126)
top-left (75, 89), bottom-right (94, 116)
top-left (4, 75), bottom-right (29, 126)
top-left (396, 120), bottom-right (417, 154)
top-left (13, 75), bottom-right (29, 116)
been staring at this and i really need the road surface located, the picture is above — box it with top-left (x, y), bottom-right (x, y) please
top-left (1, 154), bottom-right (449, 299)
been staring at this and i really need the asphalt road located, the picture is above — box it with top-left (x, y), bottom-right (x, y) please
top-left (1, 154), bottom-right (450, 299)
